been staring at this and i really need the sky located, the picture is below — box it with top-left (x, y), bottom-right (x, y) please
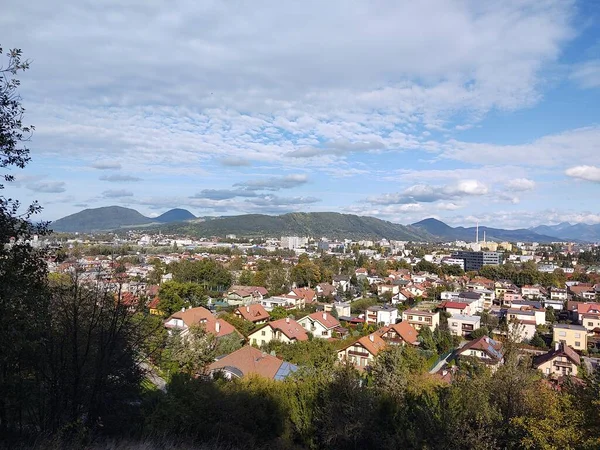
top-left (2, 0), bottom-right (600, 228)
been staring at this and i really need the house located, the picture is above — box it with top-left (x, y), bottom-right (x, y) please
top-left (521, 285), bottom-right (543, 299)
top-left (297, 311), bottom-right (341, 339)
top-left (533, 343), bottom-right (581, 378)
top-left (248, 317), bottom-right (308, 346)
top-left (439, 301), bottom-right (472, 316)
top-left (260, 296), bottom-right (293, 311)
top-left (457, 291), bottom-right (485, 313)
top-left (576, 303), bottom-right (600, 333)
top-left (456, 335), bottom-right (504, 370)
top-left (440, 291), bottom-right (460, 301)
top-left (332, 275), bottom-right (351, 292)
top-left (323, 301), bottom-right (351, 318)
top-left (550, 288), bottom-right (568, 302)
top-left (506, 308), bottom-right (546, 326)
top-left (365, 304), bottom-right (398, 326)
top-left (208, 346), bottom-right (298, 381)
top-left (225, 285), bottom-right (269, 306)
top-left (507, 319), bottom-right (536, 342)
top-left (148, 297), bottom-right (162, 316)
top-left (337, 331), bottom-right (387, 369)
top-left (393, 289), bottom-right (415, 305)
top-left (379, 321), bottom-right (419, 346)
top-left (378, 284), bottom-right (400, 296)
top-left (315, 282), bottom-right (336, 298)
top-left (164, 306), bottom-right (240, 339)
top-left (569, 284), bottom-right (596, 300)
top-left (553, 324), bottom-right (587, 351)
top-left (234, 304), bottom-right (270, 324)
top-left (448, 314), bottom-right (481, 337)
top-left (401, 309), bottom-right (440, 330)
top-left (288, 287), bottom-right (316, 305)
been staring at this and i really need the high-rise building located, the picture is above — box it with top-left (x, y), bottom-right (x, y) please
top-left (451, 251), bottom-right (502, 271)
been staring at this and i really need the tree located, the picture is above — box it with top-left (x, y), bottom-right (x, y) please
top-left (545, 306), bottom-right (556, 324)
top-left (168, 324), bottom-right (217, 376)
top-left (0, 46), bottom-right (50, 436)
top-left (529, 332), bottom-right (547, 349)
top-left (169, 259), bottom-right (232, 291)
top-left (418, 326), bottom-right (436, 351)
top-left (238, 269), bottom-right (254, 286)
top-left (157, 281), bottom-right (207, 316)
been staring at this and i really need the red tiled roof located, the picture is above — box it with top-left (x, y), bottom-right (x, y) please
top-left (267, 318), bottom-right (309, 341)
top-left (167, 307), bottom-right (240, 338)
top-left (235, 304), bottom-right (270, 323)
top-left (383, 321), bottom-right (419, 345)
top-left (306, 311), bottom-right (340, 329)
top-left (208, 346), bottom-right (284, 379)
top-left (439, 301), bottom-right (469, 310)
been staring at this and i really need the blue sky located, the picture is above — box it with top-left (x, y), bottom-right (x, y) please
top-left (2, 0), bottom-right (600, 228)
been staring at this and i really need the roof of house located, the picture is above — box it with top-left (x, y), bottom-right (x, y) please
top-left (341, 331), bottom-right (387, 357)
top-left (533, 343), bottom-right (581, 368)
top-left (577, 303), bottom-right (600, 314)
top-left (450, 314), bottom-right (481, 323)
top-left (459, 335), bottom-right (504, 361)
top-left (316, 282), bottom-right (336, 296)
top-left (382, 321), bottom-right (419, 344)
top-left (459, 291), bottom-right (483, 300)
top-left (235, 304), bottom-right (270, 322)
top-left (303, 311), bottom-right (341, 329)
top-left (290, 287), bottom-right (316, 303)
top-left (208, 346), bottom-right (298, 380)
top-left (554, 323), bottom-right (587, 331)
top-left (402, 308), bottom-right (437, 317)
top-left (227, 285), bottom-right (269, 297)
top-left (259, 318), bottom-right (309, 341)
top-left (439, 301), bottom-right (469, 310)
top-left (166, 307), bottom-right (239, 338)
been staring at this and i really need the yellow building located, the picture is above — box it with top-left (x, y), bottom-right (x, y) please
top-left (553, 324), bottom-right (587, 351)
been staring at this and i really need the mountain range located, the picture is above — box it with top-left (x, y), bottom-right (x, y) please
top-left (51, 206), bottom-right (196, 232)
top-left (49, 205), bottom-right (587, 242)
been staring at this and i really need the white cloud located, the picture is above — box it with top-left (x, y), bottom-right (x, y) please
top-left (370, 179), bottom-right (488, 205)
top-left (442, 126), bottom-right (600, 166)
top-left (234, 174), bottom-right (309, 191)
top-left (505, 178), bottom-right (536, 191)
top-left (571, 60), bottom-right (600, 89)
top-left (565, 165), bottom-right (600, 183)
top-left (102, 189), bottom-right (134, 198)
top-left (26, 181), bottom-right (66, 193)
top-left (100, 174), bottom-right (142, 182)
top-left (91, 161), bottom-right (122, 170)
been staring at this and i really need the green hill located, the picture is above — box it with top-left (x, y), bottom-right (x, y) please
top-left (51, 206), bottom-right (195, 232)
top-left (155, 212), bottom-right (434, 241)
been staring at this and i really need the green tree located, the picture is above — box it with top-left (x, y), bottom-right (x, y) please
top-left (418, 326), bottom-right (436, 351)
top-left (238, 269), bottom-right (254, 285)
top-left (158, 281), bottom-right (207, 316)
top-left (169, 259), bottom-right (232, 291)
top-left (168, 324), bottom-right (217, 376)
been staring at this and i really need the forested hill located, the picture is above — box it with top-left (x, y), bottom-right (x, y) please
top-left (153, 212), bottom-right (436, 241)
top-left (51, 206), bottom-right (196, 232)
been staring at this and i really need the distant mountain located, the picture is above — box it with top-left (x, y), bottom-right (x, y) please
top-left (51, 206), bottom-right (195, 232)
top-left (412, 218), bottom-right (560, 243)
top-left (155, 208), bottom-right (196, 223)
top-left (530, 223), bottom-right (600, 242)
top-left (52, 206), bottom-right (591, 242)
top-left (154, 212), bottom-right (435, 241)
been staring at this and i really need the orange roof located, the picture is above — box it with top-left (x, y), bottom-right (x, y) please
top-left (306, 311), bottom-right (340, 329)
top-left (267, 318), bottom-right (309, 341)
top-left (235, 304), bottom-right (270, 323)
top-left (291, 287), bottom-right (316, 303)
top-left (577, 302), bottom-right (600, 314)
top-left (167, 307), bottom-right (240, 338)
top-left (384, 321), bottom-right (419, 345)
top-left (208, 346), bottom-right (284, 379)
top-left (344, 332), bottom-right (387, 357)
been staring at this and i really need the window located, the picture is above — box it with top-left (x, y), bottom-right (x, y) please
top-left (418, 316), bottom-right (423, 321)
top-left (408, 315), bottom-right (413, 320)
top-left (589, 322), bottom-right (594, 327)
top-left (575, 333), bottom-right (581, 338)
top-left (575, 341), bottom-right (581, 347)
top-left (452, 322), bottom-right (457, 327)
top-left (470, 350), bottom-right (476, 356)
top-left (261, 330), bottom-right (266, 336)
top-left (252, 339), bottom-right (257, 345)
top-left (322, 331), bottom-right (329, 336)
top-left (558, 331), bottom-right (566, 337)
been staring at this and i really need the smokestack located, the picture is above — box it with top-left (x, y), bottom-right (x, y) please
top-left (369, 334), bottom-right (374, 342)
top-left (286, 317), bottom-right (290, 323)
top-left (476, 221), bottom-right (479, 243)
top-left (483, 231), bottom-right (486, 243)
top-left (215, 321), bottom-right (221, 333)
top-left (246, 306), bottom-right (250, 313)
top-left (323, 312), bottom-right (327, 320)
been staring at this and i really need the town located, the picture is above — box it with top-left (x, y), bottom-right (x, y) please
top-left (43, 229), bottom-right (600, 381)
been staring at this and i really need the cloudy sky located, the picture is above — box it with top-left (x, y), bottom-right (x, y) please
top-left (2, 0), bottom-right (600, 228)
